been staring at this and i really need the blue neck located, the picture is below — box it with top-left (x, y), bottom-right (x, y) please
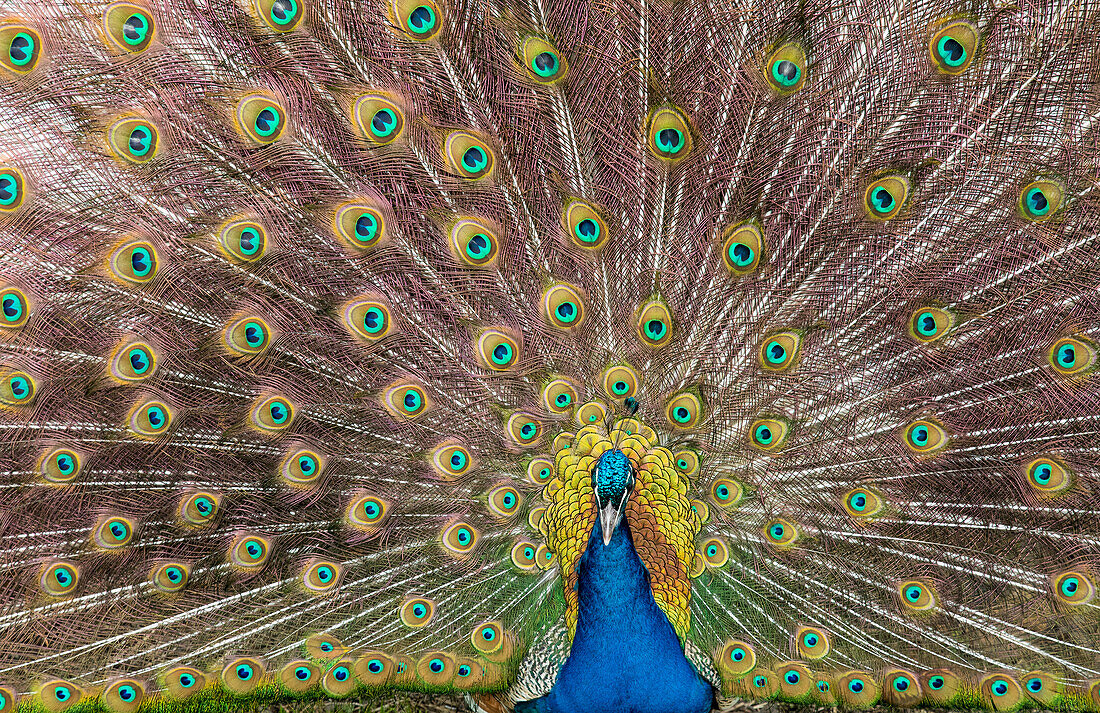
top-left (518, 521), bottom-right (713, 713)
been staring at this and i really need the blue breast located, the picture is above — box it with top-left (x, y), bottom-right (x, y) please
top-left (516, 520), bottom-right (713, 713)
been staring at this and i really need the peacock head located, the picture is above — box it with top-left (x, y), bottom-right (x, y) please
top-left (593, 448), bottom-right (635, 545)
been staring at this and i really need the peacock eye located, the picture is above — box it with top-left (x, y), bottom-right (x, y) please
top-left (1019, 180), bottom-right (1063, 221)
top-left (930, 21), bottom-right (977, 74)
top-left (864, 175), bottom-right (909, 220)
top-left (543, 283), bottom-right (586, 329)
top-left (647, 106), bottom-right (692, 160)
top-left (764, 43), bottom-right (807, 93)
top-left (521, 37), bottom-right (567, 83)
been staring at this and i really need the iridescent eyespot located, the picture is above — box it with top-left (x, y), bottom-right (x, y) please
top-left (476, 329), bottom-right (519, 371)
top-left (0, 370), bottom-right (35, 406)
top-left (107, 116), bottom-right (159, 164)
top-left (488, 485), bottom-right (522, 517)
top-left (128, 398), bottom-right (172, 436)
top-left (40, 447), bottom-right (82, 483)
top-left (1024, 456), bottom-right (1071, 495)
top-left (505, 413), bottom-right (542, 447)
top-left (322, 660), bottom-right (357, 696)
top-left (432, 442), bottom-right (473, 478)
top-left (281, 448), bottom-right (321, 486)
top-left (843, 488), bottom-right (883, 518)
top-left (520, 37), bottom-right (567, 82)
top-left (107, 340), bottom-right (157, 383)
top-left (1021, 672), bottom-right (1059, 704)
top-left (527, 456), bottom-right (554, 485)
top-left (256, 0), bottom-right (303, 31)
top-left (383, 381), bottom-right (428, 419)
top-left (865, 175), bottom-right (909, 220)
top-left (647, 106), bottom-right (692, 160)
top-left (718, 640), bottom-right (755, 676)
top-left (543, 283), bottom-right (586, 329)
top-left (102, 3), bottom-right (155, 53)
top-left (222, 658), bottom-right (264, 695)
top-left (764, 518), bottom-right (798, 547)
top-left (930, 20), bottom-right (977, 74)
top-left (223, 316), bottom-right (271, 356)
top-left (445, 131), bottom-right (494, 179)
top-left (541, 378), bottom-right (578, 414)
top-left (219, 219), bottom-right (268, 261)
top-left (898, 579), bottom-right (937, 612)
top-left (164, 667), bottom-right (206, 700)
top-left (673, 450), bottom-right (699, 477)
top-left (230, 534), bottom-right (271, 568)
top-left (575, 399), bottom-right (608, 426)
top-left (449, 217), bottom-right (499, 266)
top-left (510, 540), bottom-right (539, 571)
top-left (883, 670), bottom-right (921, 706)
top-left (1052, 570), bottom-right (1095, 605)
top-left (93, 516), bottom-right (135, 548)
top-left (418, 652), bottom-right (453, 685)
top-left (837, 672), bottom-right (878, 705)
top-left (40, 680), bottom-right (82, 712)
top-left (749, 670), bottom-right (777, 697)
top-left (535, 543), bottom-right (554, 569)
top-left (41, 561), bottom-right (79, 596)
top-left (1, 25), bottom-right (42, 73)
top-left (721, 222), bottom-right (763, 275)
top-left (180, 490), bottom-right (220, 526)
top-left (353, 93), bottom-right (405, 144)
top-left (700, 538), bottom-right (728, 567)
top-left (152, 561), bottom-right (189, 593)
top-left (749, 417), bottom-right (788, 451)
top-left (777, 663), bottom-right (813, 697)
top-left (354, 652), bottom-right (393, 686)
top-left (922, 669), bottom-right (960, 703)
top-left (103, 679), bottom-right (144, 713)
top-left (903, 418), bottom-right (947, 455)
top-left (304, 634), bottom-right (345, 660)
top-left (400, 597), bottom-right (435, 627)
top-left (666, 392), bottom-right (702, 429)
top-left (303, 560), bottom-right (341, 593)
top-left (442, 521), bottom-right (479, 556)
top-left (334, 202), bottom-right (387, 251)
top-left (709, 478), bottom-right (743, 508)
top-left (347, 494), bottom-right (389, 529)
top-left (452, 658), bottom-right (483, 689)
top-left (980, 674), bottom-right (1021, 710)
top-left (795, 626), bottom-right (830, 659)
top-left (764, 43), bottom-right (807, 94)
top-left (909, 306), bottom-right (953, 343)
top-left (0, 286), bottom-right (28, 327)
top-left (237, 93), bottom-right (286, 144)
top-left (251, 395), bottom-right (295, 431)
top-left (636, 300), bottom-right (672, 348)
top-left (393, 0), bottom-right (441, 39)
top-left (601, 364), bottom-right (639, 400)
top-left (110, 239), bottom-right (159, 284)
top-left (563, 199), bottom-right (609, 250)
top-left (0, 168), bottom-right (25, 211)
top-left (1048, 336), bottom-right (1095, 376)
top-left (471, 621), bottom-right (503, 654)
top-left (1019, 180), bottom-right (1063, 221)
top-left (345, 298), bottom-right (394, 342)
top-left (279, 661), bottom-right (319, 693)
top-left (760, 332), bottom-right (800, 371)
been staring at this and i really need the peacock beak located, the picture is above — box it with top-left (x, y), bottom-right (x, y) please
top-left (597, 491), bottom-right (628, 546)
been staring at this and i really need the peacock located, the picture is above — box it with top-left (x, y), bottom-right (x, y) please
top-left (0, 0), bottom-right (1098, 711)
